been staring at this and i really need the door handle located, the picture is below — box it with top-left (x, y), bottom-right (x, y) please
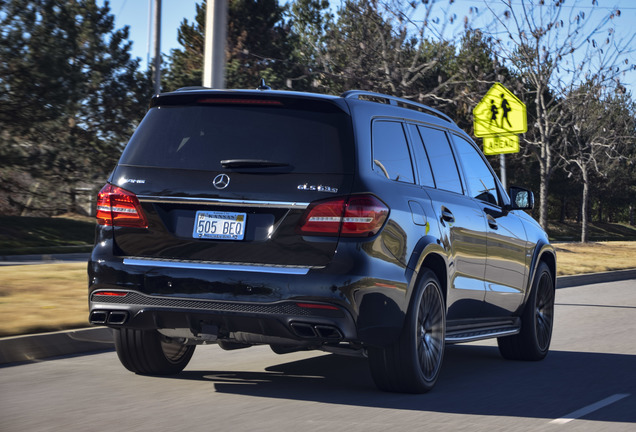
top-left (487, 214), bottom-right (498, 230)
top-left (441, 207), bottom-right (455, 224)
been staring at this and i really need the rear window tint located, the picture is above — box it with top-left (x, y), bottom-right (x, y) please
top-left (119, 104), bottom-right (353, 173)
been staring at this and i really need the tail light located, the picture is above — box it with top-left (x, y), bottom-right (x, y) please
top-left (96, 184), bottom-right (148, 228)
top-left (298, 195), bottom-right (389, 237)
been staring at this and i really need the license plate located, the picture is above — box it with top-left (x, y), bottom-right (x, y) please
top-left (193, 211), bottom-right (246, 240)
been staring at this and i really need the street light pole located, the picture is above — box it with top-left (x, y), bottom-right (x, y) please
top-left (203, 0), bottom-right (227, 88)
top-left (152, 0), bottom-right (162, 94)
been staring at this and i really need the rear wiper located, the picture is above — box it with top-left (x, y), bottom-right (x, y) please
top-left (220, 159), bottom-right (290, 168)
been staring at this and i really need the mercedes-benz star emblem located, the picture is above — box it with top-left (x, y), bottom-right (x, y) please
top-left (213, 174), bottom-right (230, 190)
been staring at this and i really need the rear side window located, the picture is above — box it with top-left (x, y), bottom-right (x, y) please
top-left (372, 121), bottom-right (415, 184)
top-left (417, 126), bottom-right (463, 194)
top-left (119, 104), bottom-right (353, 173)
top-left (406, 124), bottom-right (435, 188)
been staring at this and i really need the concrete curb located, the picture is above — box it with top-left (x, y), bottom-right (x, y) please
top-left (1, 270), bottom-right (634, 366)
top-left (556, 268), bottom-right (636, 289)
top-left (0, 253), bottom-right (90, 265)
top-left (0, 327), bottom-right (114, 366)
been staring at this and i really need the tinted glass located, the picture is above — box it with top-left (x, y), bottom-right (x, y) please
top-left (452, 134), bottom-right (500, 206)
top-left (406, 124), bottom-right (435, 188)
top-left (119, 104), bottom-right (353, 173)
top-left (417, 126), bottom-right (463, 194)
top-left (372, 121), bottom-right (415, 184)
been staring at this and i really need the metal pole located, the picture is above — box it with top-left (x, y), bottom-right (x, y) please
top-left (203, 0), bottom-right (227, 88)
top-left (146, 0), bottom-right (152, 66)
top-left (500, 153), bottom-right (507, 191)
top-left (152, 0), bottom-right (162, 94)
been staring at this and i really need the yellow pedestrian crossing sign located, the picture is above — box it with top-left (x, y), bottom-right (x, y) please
top-left (473, 83), bottom-right (527, 137)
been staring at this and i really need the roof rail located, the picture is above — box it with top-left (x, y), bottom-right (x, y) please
top-left (341, 90), bottom-right (454, 124)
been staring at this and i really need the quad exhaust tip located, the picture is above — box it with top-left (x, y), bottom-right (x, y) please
top-left (89, 311), bottom-right (108, 324)
top-left (290, 322), bottom-right (343, 340)
top-left (90, 310), bottom-right (128, 325)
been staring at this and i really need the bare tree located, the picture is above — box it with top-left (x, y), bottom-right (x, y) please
top-left (289, 0), bottom-right (488, 102)
top-left (561, 83), bottom-right (634, 242)
top-left (477, 0), bottom-right (634, 229)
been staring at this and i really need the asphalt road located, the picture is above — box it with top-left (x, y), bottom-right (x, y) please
top-left (1, 279), bottom-right (635, 432)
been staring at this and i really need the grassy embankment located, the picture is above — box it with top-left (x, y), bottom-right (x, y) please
top-left (0, 216), bottom-right (635, 336)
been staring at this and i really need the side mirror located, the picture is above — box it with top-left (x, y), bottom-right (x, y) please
top-left (508, 186), bottom-right (534, 210)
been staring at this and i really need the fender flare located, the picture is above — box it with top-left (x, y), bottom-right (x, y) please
top-left (524, 240), bottom-right (557, 304)
top-left (405, 236), bottom-right (450, 307)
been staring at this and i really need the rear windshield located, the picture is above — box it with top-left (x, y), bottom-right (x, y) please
top-left (119, 103), bottom-right (354, 173)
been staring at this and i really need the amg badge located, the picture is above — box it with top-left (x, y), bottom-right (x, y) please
top-left (297, 184), bottom-right (339, 193)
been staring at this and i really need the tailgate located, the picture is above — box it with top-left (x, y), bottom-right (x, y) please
top-left (106, 93), bottom-right (355, 269)
top-left (110, 168), bottom-right (353, 268)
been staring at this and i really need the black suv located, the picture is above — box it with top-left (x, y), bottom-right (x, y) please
top-left (88, 88), bottom-right (556, 393)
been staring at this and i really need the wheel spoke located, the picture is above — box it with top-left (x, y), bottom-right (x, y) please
top-left (417, 283), bottom-right (444, 379)
top-left (534, 273), bottom-right (554, 350)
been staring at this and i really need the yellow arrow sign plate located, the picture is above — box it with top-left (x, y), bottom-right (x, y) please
top-left (482, 134), bottom-right (520, 155)
top-left (473, 83), bottom-right (527, 137)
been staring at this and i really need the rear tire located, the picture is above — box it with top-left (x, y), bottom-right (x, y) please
top-left (114, 328), bottom-right (195, 375)
top-left (498, 261), bottom-right (555, 360)
top-left (368, 269), bottom-right (445, 393)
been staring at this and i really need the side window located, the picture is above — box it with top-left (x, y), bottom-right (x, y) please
top-left (372, 121), bottom-right (415, 184)
top-left (417, 126), bottom-right (463, 194)
top-left (406, 124), bottom-right (435, 188)
top-left (452, 134), bottom-right (501, 206)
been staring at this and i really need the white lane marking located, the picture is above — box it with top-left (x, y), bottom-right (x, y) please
top-left (550, 393), bottom-right (630, 425)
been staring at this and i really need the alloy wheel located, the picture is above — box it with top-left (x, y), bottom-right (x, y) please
top-left (416, 282), bottom-right (445, 380)
top-left (535, 272), bottom-right (554, 351)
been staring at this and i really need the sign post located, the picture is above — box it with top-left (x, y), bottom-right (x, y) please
top-left (473, 83), bottom-right (527, 190)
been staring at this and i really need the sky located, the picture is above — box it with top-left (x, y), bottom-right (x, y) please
top-left (101, 0), bottom-right (636, 94)
top-left (101, 0), bottom-right (200, 67)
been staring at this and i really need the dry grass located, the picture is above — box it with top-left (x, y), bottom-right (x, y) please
top-left (0, 263), bottom-right (88, 337)
top-left (1, 242), bottom-right (635, 336)
top-left (555, 241), bottom-right (636, 276)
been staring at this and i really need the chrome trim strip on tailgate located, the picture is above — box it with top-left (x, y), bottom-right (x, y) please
top-left (137, 195), bottom-right (310, 209)
top-left (123, 258), bottom-right (317, 275)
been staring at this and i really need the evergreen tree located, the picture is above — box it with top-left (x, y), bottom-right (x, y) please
top-left (0, 0), bottom-right (152, 215)
top-left (226, 0), bottom-right (298, 89)
top-left (162, 1), bottom-right (206, 90)
top-left (287, 0), bottom-right (333, 91)
top-left (164, 0), bottom-right (302, 91)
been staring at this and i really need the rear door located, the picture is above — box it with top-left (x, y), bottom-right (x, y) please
top-left (109, 94), bottom-right (355, 269)
top-left (412, 125), bottom-right (488, 320)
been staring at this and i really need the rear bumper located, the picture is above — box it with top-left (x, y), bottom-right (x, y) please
top-left (89, 289), bottom-right (356, 344)
top-left (88, 238), bottom-right (412, 347)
